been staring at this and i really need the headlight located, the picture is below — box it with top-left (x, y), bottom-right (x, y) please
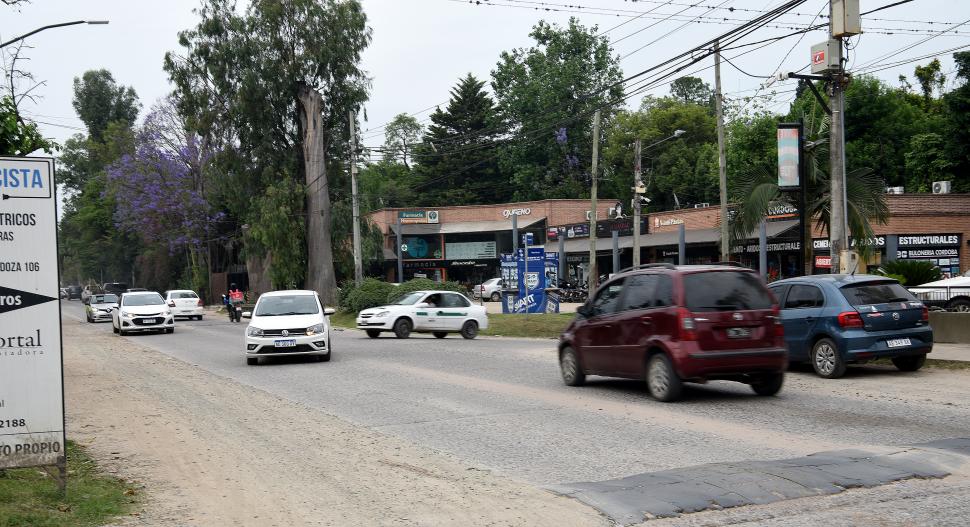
top-left (247, 326), bottom-right (264, 337)
top-left (122, 311), bottom-right (134, 318)
top-left (374, 311), bottom-right (389, 318)
top-left (306, 323), bottom-right (325, 336)
top-left (163, 310), bottom-right (171, 316)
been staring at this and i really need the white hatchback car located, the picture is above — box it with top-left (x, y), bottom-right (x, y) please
top-left (165, 289), bottom-right (205, 320)
top-left (243, 290), bottom-right (335, 366)
top-left (112, 291), bottom-right (175, 335)
top-left (356, 290), bottom-right (488, 339)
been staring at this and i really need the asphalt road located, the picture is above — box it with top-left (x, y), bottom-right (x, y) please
top-left (61, 301), bottom-right (970, 524)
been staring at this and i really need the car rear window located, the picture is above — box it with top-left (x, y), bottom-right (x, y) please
top-left (840, 281), bottom-right (915, 306)
top-left (683, 271), bottom-right (774, 312)
top-left (174, 292), bottom-right (198, 299)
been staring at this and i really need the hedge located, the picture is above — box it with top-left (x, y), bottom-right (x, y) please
top-left (338, 278), bottom-right (471, 313)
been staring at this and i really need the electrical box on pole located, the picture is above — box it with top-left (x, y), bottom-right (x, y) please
top-left (811, 40), bottom-right (841, 74)
top-left (830, 0), bottom-right (861, 38)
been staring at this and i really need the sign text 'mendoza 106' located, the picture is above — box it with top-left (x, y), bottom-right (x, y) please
top-left (0, 156), bottom-right (65, 470)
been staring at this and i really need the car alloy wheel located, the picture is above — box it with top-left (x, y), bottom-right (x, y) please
top-left (559, 346), bottom-right (585, 386)
top-left (647, 354), bottom-right (683, 402)
top-left (490, 292), bottom-right (501, 302)
top-left (811, 338), bottom-right (846, 379)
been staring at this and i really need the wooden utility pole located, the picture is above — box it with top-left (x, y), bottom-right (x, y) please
top-left (715, 42), bottom-right (730, 262)
top-left (588, 110), bottom-right (601, 292)
top-left (349, 110), bottom-right (363, 285)
top-left (632, 138), bottom-right (643, 267)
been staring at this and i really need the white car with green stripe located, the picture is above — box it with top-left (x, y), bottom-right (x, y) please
top-left (356, 290), bottom-right (488, 339)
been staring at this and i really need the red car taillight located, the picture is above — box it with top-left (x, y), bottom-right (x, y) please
top-left (837, 311), bottom-right (864, 329)
top-left (922, 306), bottom-right (929, 322)
top-left (677, 307), bottom-right (697, 341)
top-left (198, 299), bottom-right (204, 307)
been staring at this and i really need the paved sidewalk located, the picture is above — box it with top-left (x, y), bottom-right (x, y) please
top-left (933, 343), bottom-right (970, 362)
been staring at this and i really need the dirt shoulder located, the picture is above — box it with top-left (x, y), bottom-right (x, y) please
top-left (62, 319), bottom-right (604, 526)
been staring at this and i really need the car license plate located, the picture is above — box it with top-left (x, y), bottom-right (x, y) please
top-left (274, 339), bottom-right (296, 348)
top-left (726, 327), bottom-right (751, 339)
top-left (142, 318), bottom-right (158, 324)
top-left (887, 338), bottom-right (911, 348)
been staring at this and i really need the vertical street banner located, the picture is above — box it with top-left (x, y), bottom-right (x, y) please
top-left (0, 156), bottom-right (65, 470)
top-left (777, 124), bottom-right (801, 188)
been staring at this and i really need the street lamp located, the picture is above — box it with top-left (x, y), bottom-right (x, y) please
top-left (0, 20), bottom-right (109, 49)
top-left (632, 129), bottom-right (686, 267)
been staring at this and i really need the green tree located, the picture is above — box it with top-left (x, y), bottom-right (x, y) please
top-left (943, 52), bottom-right (970, 193)
top-left (165, 0), bottom-right (372, 302)
top-left (913, 58), bottom-right (946, 102)
top-left (0, 95), bottom-right (54, 155)
top-left (670, 76), bottom-right (712, 108)
top-left (491, 18), bottom-right (623, 200)
top-left (245, 177), bottom-right (306, 289)
top-left (904, 133), bottom-right (954, 193)
top-left (383, 113), bottom-right (422, 168)
top-left (72, 69), bottom-right (140, 143)
top-left (602, 97), bottom-right (717, 211)
top-left (412, 73), bottom-right (506, 205)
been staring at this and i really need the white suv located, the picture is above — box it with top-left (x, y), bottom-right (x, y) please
top-left (243, 290), bottom-right (335, 365)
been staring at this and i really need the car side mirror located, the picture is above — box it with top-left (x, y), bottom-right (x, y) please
top-left (242, 311), bottom-right (252, 319)
top-left (324, 307), bottom-right (336, 316)
top-left (576, 305), bottom-right (591, 317)
top-left (415, 302), bottom-right (430, 309)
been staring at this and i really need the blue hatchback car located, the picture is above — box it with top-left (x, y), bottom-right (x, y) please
top-left (767, 275), bottom-right (933, 378)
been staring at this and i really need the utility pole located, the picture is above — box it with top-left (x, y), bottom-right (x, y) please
top-left (715, 41), bottom-right (730, 262)
top-left (828, 0), bottom-right (851, 274)
top-left (632, 138), bottom-right (643, 267)
top-left (349, 110), bottom-right (363, 285)
top-left (588, 110), bottom-right (601, 292)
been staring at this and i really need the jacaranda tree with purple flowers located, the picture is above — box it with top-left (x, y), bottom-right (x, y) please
top-left (106, 108), bottom-right (223, 297)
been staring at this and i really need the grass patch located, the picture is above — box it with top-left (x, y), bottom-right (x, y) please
top-left (871, 358), bottom-right (970, 371)
top-left (0, 441), bottom-right (135, 527)
top-left (330, 311), bottom-right (574, 339)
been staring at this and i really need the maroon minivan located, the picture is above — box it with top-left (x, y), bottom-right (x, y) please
top-left (558, 263), bottom-right (787, 401)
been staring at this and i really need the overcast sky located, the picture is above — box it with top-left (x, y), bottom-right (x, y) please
top-left (4, 0), bottom-right (969, 152)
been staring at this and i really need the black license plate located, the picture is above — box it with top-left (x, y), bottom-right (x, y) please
top-left (726, 327), bottom-right (752, 339)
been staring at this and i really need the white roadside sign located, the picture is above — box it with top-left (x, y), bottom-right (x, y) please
top-left (0, 156), bottom-right (65, 470)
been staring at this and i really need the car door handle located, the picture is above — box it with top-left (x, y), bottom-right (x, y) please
top-left (640, 316), bottom-right (653, 325)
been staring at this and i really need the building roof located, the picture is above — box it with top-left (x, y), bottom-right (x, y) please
top-left (543, 220), bottom-right (798, 253)
top-left (391, 217), bottom-right (545, 235)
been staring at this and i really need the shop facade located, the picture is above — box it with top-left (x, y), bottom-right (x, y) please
top-left (367, 194), bottom-right (970, 284)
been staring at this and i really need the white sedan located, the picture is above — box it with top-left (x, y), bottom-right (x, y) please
top-left (243, 290), bottom-right (335, 365)
top-left (357, 290), bottom-right (488, 339)
top-left (165, 289), bottom-right (205, 320)
top-left (112, 292), bottom-right (175, 335)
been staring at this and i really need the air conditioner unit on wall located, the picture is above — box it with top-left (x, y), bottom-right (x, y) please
top-left (932, 181), bottom-right (951, 194)
top-left (886, 186), bottom-right (905, 195)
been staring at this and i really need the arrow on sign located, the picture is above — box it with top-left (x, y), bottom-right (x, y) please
top-left (0, 285), bottom-right (57, 315)
top-left (2, 194), bottom-right (48, 200)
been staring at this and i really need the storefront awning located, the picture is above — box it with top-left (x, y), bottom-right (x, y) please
top-left (542, 220), bottom-right (799, 253)
top-left (391, 217), bottom-right (546, 235)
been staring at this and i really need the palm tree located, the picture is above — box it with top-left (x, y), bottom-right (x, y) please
top-left (729, 113), bottom-right (889, 275)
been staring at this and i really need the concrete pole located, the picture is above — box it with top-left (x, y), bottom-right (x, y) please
top-left (511, 213), bottom-right (519, 256)
top-left (612, 230), bottom-right (619, 274)
top-left (715, 42), bottom-right (730, 262)
top-left (633, 138), bottom-right (643, 267)
top-left (588, 110), bottom-right (601, 291)
top-left (678, 223), bottom-right (686, 265)
top-left (395, 216), bottom-right (403, 283)
top-left (759, 220), bottom-right (768, 280)
top-left (349, 110), bottom-right (363, 285)
top-left (558, 235), bottom-right (565, 285)
top-left (829, 4), bottom-right (849, 273)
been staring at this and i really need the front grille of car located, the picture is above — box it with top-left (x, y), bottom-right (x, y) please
top-left (359, 314), bottom-right (373, 319)
top-left (263, 328), bottom-right (307, 337)
top-left (259, 344), bottom-right (313, 354)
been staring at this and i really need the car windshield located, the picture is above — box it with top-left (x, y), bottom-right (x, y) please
top-left (255, 295), bottom-right (319, 316)
top-left (391, 292), bottom-right (425, 305)
top-left (683, 271), bottom-right (774, 312)
top-left (122, 293), bottom-right (164, 306)
top-left (840, 281), bottom-right (915, 306)
top-left (93, 294), bottom-right (118, 304)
